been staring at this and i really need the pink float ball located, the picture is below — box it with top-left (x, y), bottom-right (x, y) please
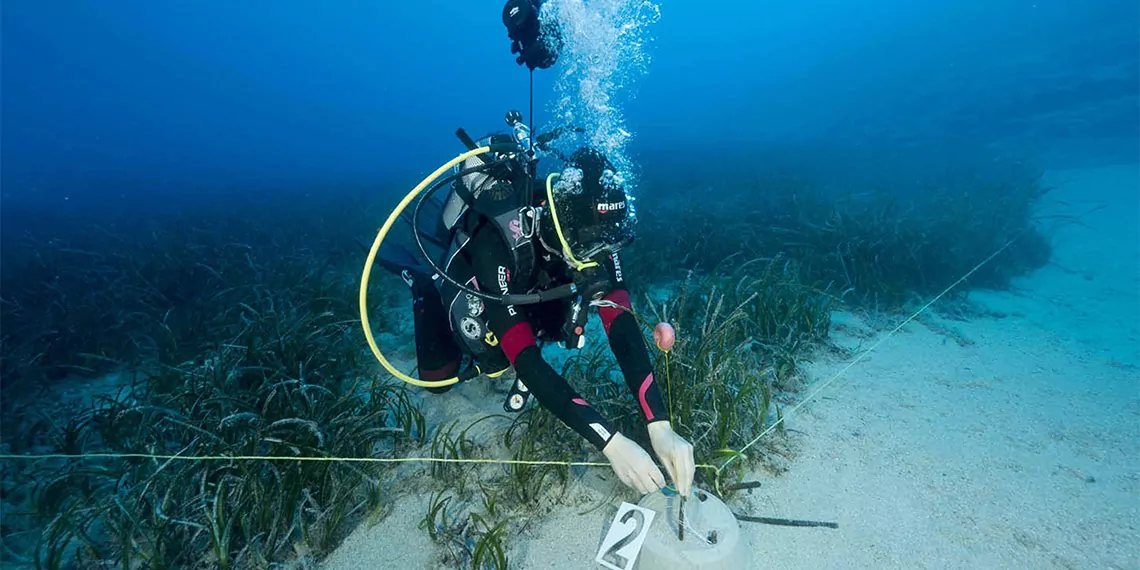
top-left (653, 322), bottom-right (676, 352)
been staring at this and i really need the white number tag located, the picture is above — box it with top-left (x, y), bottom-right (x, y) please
top-left (595, 502), bottom-right (656, 570)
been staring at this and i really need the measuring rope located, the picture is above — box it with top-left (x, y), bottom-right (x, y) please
top-left (718, 233), bottom-right (1022, 473)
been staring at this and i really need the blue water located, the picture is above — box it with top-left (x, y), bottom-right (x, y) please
top-left (3, 1), bottom-right (1138, 568)
top-left (5, 1), bottom-right (1136, 206)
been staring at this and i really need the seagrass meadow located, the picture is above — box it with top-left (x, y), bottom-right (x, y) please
top-left (0, 156), bottom-right (1060, 569)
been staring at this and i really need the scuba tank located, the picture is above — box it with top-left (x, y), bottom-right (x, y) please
top-left (440, 111), bottom-right (537, 236)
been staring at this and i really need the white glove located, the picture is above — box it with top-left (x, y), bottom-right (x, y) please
top-left (648, 421), bottom-right (695, 498)
top-left (602, 432), bottom-right (667, 494)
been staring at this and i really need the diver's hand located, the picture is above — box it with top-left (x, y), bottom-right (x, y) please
top-left (647, 421), bottom-right (695, 498)
top-left (602, 432), bottom-right (667, 494)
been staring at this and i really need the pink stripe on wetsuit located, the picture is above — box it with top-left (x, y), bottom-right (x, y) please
top-left (599, 289), bottom-right (665, 422)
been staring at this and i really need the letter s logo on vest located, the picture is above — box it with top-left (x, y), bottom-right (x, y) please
top-left (596, 201), bottom-right (626, 214)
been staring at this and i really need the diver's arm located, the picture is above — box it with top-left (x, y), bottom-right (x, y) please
top-left (598, 252), bottom-right (695, 496)
top-left (596, 252), bottom-right (670, 425)
top-left (468, 226), bottom-right (617, 450)
top-left (499, 325), bottom-right (618, 450)
top-left (485, 283), bottom-right (668, 493)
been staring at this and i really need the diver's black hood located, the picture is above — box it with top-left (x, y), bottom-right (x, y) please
top-left (565, 146), bottom-right (628, 226)
top-left (541, 147), bottom-right (634, 262)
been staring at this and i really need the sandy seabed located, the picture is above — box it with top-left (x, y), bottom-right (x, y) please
top-left (321, 164), bottom-right (1139, 570)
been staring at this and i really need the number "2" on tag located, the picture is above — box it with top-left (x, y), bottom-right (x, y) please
top-left (595, 502), bottom-right (656, 570)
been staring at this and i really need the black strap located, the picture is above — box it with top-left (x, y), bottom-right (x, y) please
top-left (453, 178), bottom-right (476, 207)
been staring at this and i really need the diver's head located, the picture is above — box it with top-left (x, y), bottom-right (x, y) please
top-left (539, 146), bottom-right (635, 266)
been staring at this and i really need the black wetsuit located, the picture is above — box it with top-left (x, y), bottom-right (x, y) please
top-left (411, 214), bottom-right (670, 450)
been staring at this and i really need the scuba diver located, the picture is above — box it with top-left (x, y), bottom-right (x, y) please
top-left (358, 0), bottom-right (694, 498)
